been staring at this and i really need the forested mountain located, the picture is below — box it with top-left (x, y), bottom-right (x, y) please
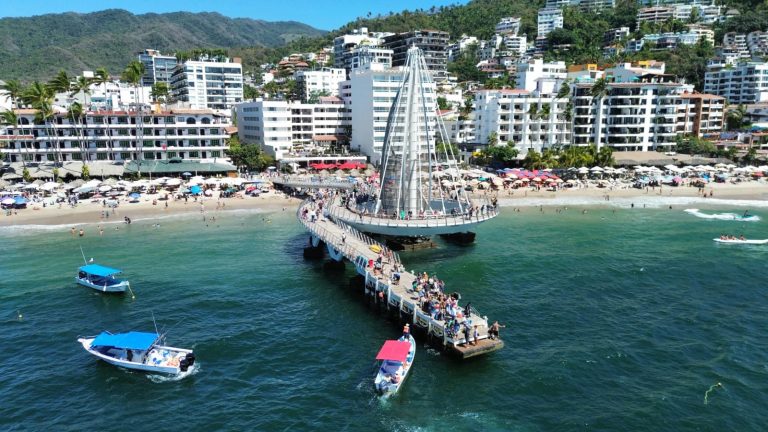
top-left (0, 9), bottom-right (325, 81)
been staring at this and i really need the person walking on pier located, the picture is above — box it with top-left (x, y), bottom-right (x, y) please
top-left (464, 302), bottom-right (472, 319)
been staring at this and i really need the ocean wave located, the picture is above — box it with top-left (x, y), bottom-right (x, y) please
top-left (498, 196), bottom-right (768, 210)
top-left (684, 209), bottom-right (761, 221)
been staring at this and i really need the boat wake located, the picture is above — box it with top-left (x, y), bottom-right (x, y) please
top-left (146, 362), bottom-right (200, 383)
top-left (684, 209), bottom-right (760, 221)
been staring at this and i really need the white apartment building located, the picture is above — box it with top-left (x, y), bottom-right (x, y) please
top-left (501, 35), bottom-right (528, 57)
top-left (747, 31), bottom-right (768, 56)
top-left (637, 3), bottom-right (722, 24)
top-left (137, 49), bottom-right (178, 86)
top-left (630, 29), bottom-right (711, 51)
top-left (347, 61), bottom-right (436, 163)
top-left (441, 116), bottom-right (475, 145)
top-left (447, 35), bottom-right (479, 61)
top-left (473, 89), bottom-right (571, 156)
top-left (704, 60), bottom-right (768, 104)
top-left (236, 99), bottom-right (350, 159)
top-left (0, 108), bottom-right (231, 163)
top-left (169, 58), bottom-right (244, 110)
top-left (57, 81), bottom-right (152, 112)
top-left (572, 80), bottom-right (694, 151)
top-left (495, 17), bottom-right (521, 35)
top-left (344, 46), bottom-right (393, 72)
top-left (295, 68), bottom-right (346, 102)
top-left (333, 27), bottom-right (392, 74)
top-left (516, 59), bottom-right (567, 93)
top-left (537, 8), bottom-right (564, 38)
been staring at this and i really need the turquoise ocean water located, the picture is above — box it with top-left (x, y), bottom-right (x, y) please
top-left (1, 201), bottom-right (768, 431)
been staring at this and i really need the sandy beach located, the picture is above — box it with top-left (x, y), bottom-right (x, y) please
top-left (3, 181), bottom-right (768, 230)
top-left (0, 190), bottom-right (303, 229)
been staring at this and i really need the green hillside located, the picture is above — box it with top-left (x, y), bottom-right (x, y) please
top-left (0, 9), bottom-right (325, 81)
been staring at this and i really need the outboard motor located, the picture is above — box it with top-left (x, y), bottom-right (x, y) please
top-left (179, 357), bottom-right (189, 372)
top-left (185, 353), bottom-right (196, 366)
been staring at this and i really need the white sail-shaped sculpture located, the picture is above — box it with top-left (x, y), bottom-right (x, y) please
top-left (329, 47), bottom-right (497, 238)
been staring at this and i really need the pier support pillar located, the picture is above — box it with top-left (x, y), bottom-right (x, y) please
top-left (303, 236), bottom-right (325, 259)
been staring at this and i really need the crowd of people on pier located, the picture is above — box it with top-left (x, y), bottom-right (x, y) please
top-left (301, 188), bottom-right (505, 346)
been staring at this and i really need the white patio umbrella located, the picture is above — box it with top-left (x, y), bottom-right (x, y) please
top-left (165, 178), bottom-right (181, 186)
top-left (98, 185), bottom-right (112, 192)
top-left (590, 166), bottom-right (604, 172)
top-left (578, 167), bottom-right (590, 174)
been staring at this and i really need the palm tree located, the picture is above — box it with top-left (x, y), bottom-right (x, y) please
top-left (1, 79), bottom-right (24, 109)
top-left (150, 82), bottom-right (169, 104)
top-left (70, 77), bottom-right (93, 162)
top-left (1, 109), bottom-right (26, 167)
top-left (590, 78), bottom-right (608, 151)
top-left (48, 71), bottom-right (79, 164)
top-left (122, 60), bottom-right (146, 166)
top-left (23, 81), bottom-right (61, 166)
top-left (93, 67), bottom-right (114, 159)
top-left (68, 102), bottom-right (87, 163)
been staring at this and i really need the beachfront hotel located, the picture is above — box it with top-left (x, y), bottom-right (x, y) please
top-left (236, 98), bottom-right (351, 160)
top-left (703, 58), bottom-right (768, 105)
top-left (473, 89), bottom-right (571, 156)
top-left (169, 57), bottom-right (244, 110)
top-left (0, 108), bottom-right (232, 163)
top-left (571, 76), bottom-right (726, 152)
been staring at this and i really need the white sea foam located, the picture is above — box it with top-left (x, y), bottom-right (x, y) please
top-left (146, 362), bottom-right (200, 383)
top-left (684, 209), bottom-right (761, 221)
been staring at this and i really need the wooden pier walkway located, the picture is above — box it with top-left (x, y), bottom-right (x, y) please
top-left (297, 198), bottom-right (504, 359)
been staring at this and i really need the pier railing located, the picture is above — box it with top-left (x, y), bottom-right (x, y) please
top-left (296, 198), bottom-right (497, 351)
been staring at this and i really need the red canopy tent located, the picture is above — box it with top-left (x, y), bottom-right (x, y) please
top-left (310, 163), bottom-right (337, 169)
top-left (375, 340), bottom-right (410, 363)
top-left (337, 161), bottom-right (359, 170)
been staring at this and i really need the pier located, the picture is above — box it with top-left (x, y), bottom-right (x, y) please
top-left (297, 198), bottom-right (504, 359)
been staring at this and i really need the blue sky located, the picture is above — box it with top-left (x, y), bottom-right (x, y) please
top-left (1, 0), bottom-right (468, 30)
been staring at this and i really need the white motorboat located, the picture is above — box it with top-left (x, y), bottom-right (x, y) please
top-left (75, 264), bottom-right (130, 293)
top-left (78, 331), bottom-right (195, 375)
top-left (374, 334), bottom-right (415, 397)
top-left (713, 238), bottom-right (768, 244)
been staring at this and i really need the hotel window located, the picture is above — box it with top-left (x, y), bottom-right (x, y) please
top-left (144, 152), bottom-right (155, 159)
top-left (189, 151), bottom-right (199, 158)
top-left (121, 152), bottom-right (130, 159)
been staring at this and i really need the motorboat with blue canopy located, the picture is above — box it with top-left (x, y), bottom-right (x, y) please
top-left (78, 330), bottom-right (195, 375)
top-left (76, 263), bottom-right (130, 293)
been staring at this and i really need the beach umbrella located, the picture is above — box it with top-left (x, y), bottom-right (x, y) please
top-left (73, 186), bottom-right (95, 194)
top-left (1, 198), bottom-right (14, 205)
top-left (190, 185), bottom-right (202, 195)
top-left (590, 166), bottom-right (604, 172)
top-left (182, 172), bottom-right (192, 177)
top-left (577, 167), bottom-right (589, 174)
top-left (204, 189), bottom-right (213, 196)
top-left (129, 192), bottom-right (141, 199)
top-left (165, 178), bottom-right (181, 186)
top-left (23, 184), bottom-right (39, 190)
top-left (14, 196), bottom-right (28, 204)
top-left (99, 185), bottom-right (112, 192)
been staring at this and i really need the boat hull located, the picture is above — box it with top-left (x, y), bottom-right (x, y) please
top-left (78, 338), bottom-right (192, 375)
top-left (374, 335), bottom-right (416, 397)
top-left (713, 238), bottom-right (768, 244)
top-left (75, 277), bottom-right (129, 293)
